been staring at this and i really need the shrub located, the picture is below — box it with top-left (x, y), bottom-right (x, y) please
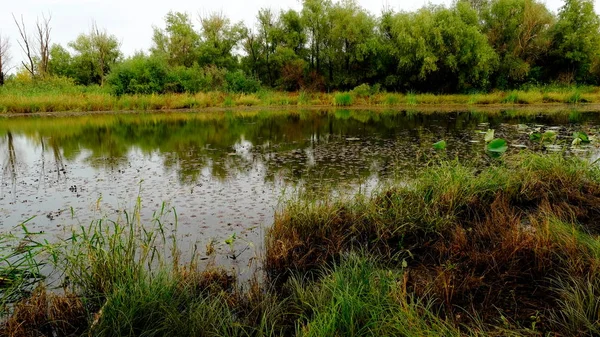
top-left (224, 70), bottom-right (261, 94)
top-left (333, 93), bottom-right (353, 106)
top-left (107, 55), bottom-right (169, 95)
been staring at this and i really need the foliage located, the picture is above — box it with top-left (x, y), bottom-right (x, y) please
top-left (550, 0), bottom-right (600, 83)
top-left (384, 3), bottom-right (498, 92)
top-left (9, 0), bottom-right (598, 94)
top-left (482, 0), bottom-right (554, 87)
top-left (224, 70), bottom-right (261, 93)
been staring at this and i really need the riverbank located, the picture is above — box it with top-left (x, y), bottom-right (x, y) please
top-left (3, 153), bottom-right (600, 336)
top-left (2, 87), bottom-right (600, 114)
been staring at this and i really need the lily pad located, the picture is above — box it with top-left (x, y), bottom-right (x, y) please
top-left (573, 131), bottom-right (590, 144)
top-left (529, 132), bottom-right (542, 142)
top-left (487, 138), bottom-right (508, 153)
top-left (542, 131), bottom-right (557, 143)
top-left (433, 140), bottom-right (447, 150)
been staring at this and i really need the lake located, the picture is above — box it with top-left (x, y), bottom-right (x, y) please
top-left (1, 108), bottom-right (599, 273)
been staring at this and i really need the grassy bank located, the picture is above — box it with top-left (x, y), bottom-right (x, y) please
top-left (3, 153), bottom-right (600, 336)
top-left (2, 85), bottom-right (600, 114)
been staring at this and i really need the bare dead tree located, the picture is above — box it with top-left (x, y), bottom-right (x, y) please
top-left (36, 13), bottom-right (52, 75)
top-left (0, 34), bottom-right (11, 86)
top-left (12, 13), bottom-right (52, 77)
top-left (13, 14), bottom-right (36, 77)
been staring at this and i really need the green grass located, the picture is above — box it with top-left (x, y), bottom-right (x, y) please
top-left (4, 153), bottom-right (600, 335)
top-left (3, 78), bottom-right (600, 113)
top-left (333, 92), bottom-right (353, 106)
top-left (267, 152), bottom-right (600, 334)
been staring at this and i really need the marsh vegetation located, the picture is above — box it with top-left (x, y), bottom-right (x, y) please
top-left (3, 153), bottom-right (600, 336)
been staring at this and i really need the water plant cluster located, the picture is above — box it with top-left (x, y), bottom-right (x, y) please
top-left (2, 152), bottom-right (600, 336)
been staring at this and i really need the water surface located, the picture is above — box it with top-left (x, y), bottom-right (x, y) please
top-left (1, 109), bottom-right (599, 271)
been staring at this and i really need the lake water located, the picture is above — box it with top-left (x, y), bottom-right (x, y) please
top-left (1, 109), bottom-right (600, 273)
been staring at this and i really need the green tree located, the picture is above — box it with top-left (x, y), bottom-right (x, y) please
top-left (387, 3), bottom-right (497, 92)
top-left (302, 0), bottom-right (332, 75)
top-left (197, 12), bottom-right (246, 70)
top-left (483, 0), bottom-right (554, 87)
top-left (151, 12), bottom-right (200, 67)
top-left (107, 53), bottom-right (170, 95)
top-left (550, 0), bottom-right (600, 83)
top-left (256, 8), bottom-right (277, 86)
top-left (69, 24), bottom-right (121, 85)
top-left (48, 44), bottom-right (74, 78)
top-left (326, 0), bottom-right (377, 88)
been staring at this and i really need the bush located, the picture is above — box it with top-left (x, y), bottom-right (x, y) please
top-left (107, 55), bottom-right (169, 95)
top-left (224, 70), bottom-right (261, 94)
top-left (166, 65), bottom-right (210, 93)
top-left (333, 93), bottom-right (353, 106)
top-left (351, 84), bottom-right (371, 98)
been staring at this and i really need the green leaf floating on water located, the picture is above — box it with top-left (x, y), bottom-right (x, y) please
top-left (530, 131), bottom-right (558, 143)
top-left (484, 129), bottom-right (495, 143)
top-left (573, 131), bottom-right (590, 145)
top-left (530, 132), bottom-right (542, 142)
top-left (487, 138), bottom-right (508, 153)
top-left (542, 131), bottom-right (557, 143)
top-left (433, 140), bottom-right (447, 150)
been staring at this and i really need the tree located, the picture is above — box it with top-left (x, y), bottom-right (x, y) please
top-left (13, 14), bottom-right (36, 77)
top-left (12, 13), bottom-right (51, 77)
top-left (35, 14), bottom-right (51, 75)
top-left (550, 0), bottom-right (600, 83)
top-left (197, 12), bottom-right (246, 69)
top-left (326, 0), bottom-right (377, 87)
top-left (69, 24), bottom-right (121, 85)
top-left (48, 44), bottom-right (74, 78)
top-left (0, 34), bottom-right (10, 85)
top-left (483, 0), bottom-right (554, 86)
top-left (302, 0), bottom-right (332, 75)
top-left (386, 3), bottom-right (498, 92)
top-left (257, 8), bottom-right (277, 86)
top-left (152, 12), bottom-right (199, 67)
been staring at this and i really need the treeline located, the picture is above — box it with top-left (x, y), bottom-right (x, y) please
top-left (1, 0), bottom-right (600, 94)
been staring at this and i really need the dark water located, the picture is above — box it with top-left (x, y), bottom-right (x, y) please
top-left (1, 109), bottom-right (600, 271)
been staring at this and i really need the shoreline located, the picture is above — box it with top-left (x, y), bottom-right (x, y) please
top-left (1, 102), bottom-right (600, 118)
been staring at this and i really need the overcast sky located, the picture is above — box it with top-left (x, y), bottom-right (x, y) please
top-left (0, 0), bottom-right (593, 72)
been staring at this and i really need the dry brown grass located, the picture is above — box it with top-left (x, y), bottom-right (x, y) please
top-left (2, 287), bottom-right (87, 337)
top-left (266, 153), bottom-right (600, 329)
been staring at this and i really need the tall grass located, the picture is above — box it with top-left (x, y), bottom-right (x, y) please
top-left (267, 152), bottom-right (600, 334)
top-left (3, 81), bottom-right (600, 113)
top-left (5, 153), bottom-right (600, 335)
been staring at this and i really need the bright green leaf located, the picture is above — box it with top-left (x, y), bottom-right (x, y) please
top-left (487, 138), bottom-right (508, 153)
top-left (433, 140), bottom-right (447, 150)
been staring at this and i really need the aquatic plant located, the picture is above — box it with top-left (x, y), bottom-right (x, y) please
top-left (432, 140), bottom-right (447, 150)
top-left (333, 93), bottom-right (353, 106)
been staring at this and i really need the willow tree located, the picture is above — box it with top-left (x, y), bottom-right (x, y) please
top-left (388, 3), bottom-right (498, 92)
top-left (69, 24), bottom-right (121, 85)
top-left (197, 12), bottom-right (246, 70)
top-left (302, 0), bottom-right (332, 75)
top-left (152, 12), bottom-right (200, 67)
top-left (550, 0), bottom-right (600, 83)
top-left (483, 0), bottom-right (554, 87)
top-left (326, 0), bottom-right (377, 88)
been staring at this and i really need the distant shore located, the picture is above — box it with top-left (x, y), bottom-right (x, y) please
top-left (2, 88), bottom-right (600, 115)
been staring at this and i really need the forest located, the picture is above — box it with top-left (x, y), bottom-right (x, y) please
top-left (0, 0), bottom-right (599, 95)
